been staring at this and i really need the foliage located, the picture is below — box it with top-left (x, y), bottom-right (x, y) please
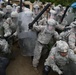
top-left (30, 0), bottom-right (76, 6)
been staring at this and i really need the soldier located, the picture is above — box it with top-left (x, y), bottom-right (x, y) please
top-left (49, 9), bottom-right (65, 32)
top-left (4, 5), bottom-right (12, 19)
top-left (68, 20), bottom-right (76, 53)
top-left (12, 3), bottom-right (17, 11)
top-left (38, 6), bottom-right (50, 26)
top-left (0, 10), bottom-right (5, 24)
top-left (33, 4), bottom-right (48, 26)
top-left (62, 2), bottom-right (76, 26)
top-left (49, 9), bottom-right (57, 19)
top-left (3, 11), bottom-right (18, 53)
top-left (0, 1), bottom-right (5, 11)
top-left (60, 30), bottom-right (71, 42)
top-left (0, 10), bottom-right (10, 54)
top-left (3, 11), bottom-right (18, 38)
top-left (43, 40), bottom-right (76, 75)
top-left (0, 10), bottom-right (10, 75)
top-left (0, 37), bottom-right (10, 54)
top-left (16, 6), bottom-right (20, 13)
top-left (53, 5), bottom-right (61, 15)
top-left (32, 18), bottom-right (60, 68)
top-left (33, 0), bottom-right (42, 7)
top-left (33, 4), bottom-right (40, 18)
top-left (60, 20), bottom-right (76, 53)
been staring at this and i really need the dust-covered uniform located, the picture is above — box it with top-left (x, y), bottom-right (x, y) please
top-left (0, 11), bottom-right (10, 54)
top-left (68, 21), bottom-right (76, 53)
top-left (4, 5), bottom-right (12, 19)
top-left (44, 40), bottom-right (76, 75)
top-left (3, 11), bottom-right (18, 52)
top-left (32, 18), bottom-right (60, 67)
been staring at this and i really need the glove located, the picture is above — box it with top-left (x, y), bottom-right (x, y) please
top-left (4, 32), bottom-right (11, 38)
top-left (58, 70), bottom-right (63, 75)
top-left (13, 32), bottom-right (17, 36)
top-left (29, 23), bottom-right (33, 29)
top-left (52, 66), bottom-right (63, 75)
top-left (64, 27), bottom-right (71, 31)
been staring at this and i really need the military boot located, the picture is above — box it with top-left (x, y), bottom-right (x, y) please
top-left (42, 65), bottom-right (51, 75)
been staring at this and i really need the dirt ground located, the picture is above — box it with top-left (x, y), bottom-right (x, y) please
top-left (6, 42), bottom-right (58, 75)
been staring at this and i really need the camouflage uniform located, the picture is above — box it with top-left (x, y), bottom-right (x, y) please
top-left (3, 11), bottom-right (18, 37)
top-left (5, 5), bottom-right (12, 19)
top-left (43, 40), bottom-right (76, 75)
top-left (49, 9), bottom-right (65, 30)
top-left (12, 3), bottom-right (17, 11)
top-left (68, 21), bottom-right (76, 53)
top-left (3, 11), bottom-right (18, 52)
top-left (60, 30), bottom-right (71, 42)
top-left (0, 11), bottom-right (10, 54)
top-left (33, 4), bottom-right (40, 18)
top-left (0, 10), bottom-right (10, 75)
top-left (38, 17), bottom-right (47, 26)
top-left (32, 19), bottom-right (60, 67)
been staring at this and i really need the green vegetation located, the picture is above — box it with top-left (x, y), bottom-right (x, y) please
top-left (30, 0), bottom-right (76, 6)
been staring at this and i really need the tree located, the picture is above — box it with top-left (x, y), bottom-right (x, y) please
top-left (30, 0), bottom-right (76, 6)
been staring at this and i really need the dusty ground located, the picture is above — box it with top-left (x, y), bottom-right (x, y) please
top-left (6, 42), bottom-right (58, 75)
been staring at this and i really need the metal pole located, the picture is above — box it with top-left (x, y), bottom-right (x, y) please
top-left (8, 0), bottom-right (10, 5)
top-left (20, 0), bottom-right (22, 12)
top-left (60, 5), bottom-right (70, 24)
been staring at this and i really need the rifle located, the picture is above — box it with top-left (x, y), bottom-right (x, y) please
top-left (20, 0), bottom-right (23, 12)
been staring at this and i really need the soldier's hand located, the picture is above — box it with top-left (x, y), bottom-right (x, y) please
top-left (29, 23), bottom-right (33, 29)
top-left (4, 32), bottom-right (11, 38)
top-left (58, 70), bottom-right (63, 75)
top-left (59, 37), bottom-right (62, 40)
top-left (64, 27), bottom-right (71, 31)
top-left (13, 32), bottom-right (17, 37)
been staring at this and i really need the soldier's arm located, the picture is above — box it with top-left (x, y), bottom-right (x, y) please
top-left (53, 31), bottom-right (61, 40)
top-left (55, 22), bottom-right (65, 30)
top-left (68, 49), bottom-right (76, 62)
top-left (60, 32), bottom-right (65, 40)
top-left (38, 17), bottom-right (47, 25)
top-left (3, 20), bottom-right (12, 37)
top-left (12, 21), bottom-right (19, 36)
top-left (61, 19), bottom-right (68, 26)
top-left (60, 30), bottom-right (70, 40)
top-left (2, 40), bottom-right (10, 53)
top-left (33, 24), bottom-right (45, 31)
top-left (68, 33), bottom-right (75, 50)
top-left (44, 47), bottom-right (62, 74)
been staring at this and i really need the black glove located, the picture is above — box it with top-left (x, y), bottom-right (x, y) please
top-left (64, 27), bottom-right (71, 31)
top-left (4, 35), bottom-right (14, 41)
top-left (29, 23), bottom-right (33, 29)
